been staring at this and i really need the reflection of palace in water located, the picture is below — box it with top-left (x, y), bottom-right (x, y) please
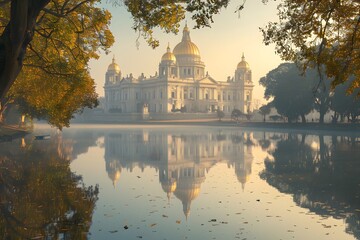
top-left (104, 130), bottom-right (254, 217)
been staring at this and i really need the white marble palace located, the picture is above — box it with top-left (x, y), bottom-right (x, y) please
top-left (104, 24), bottom-right (254, 114)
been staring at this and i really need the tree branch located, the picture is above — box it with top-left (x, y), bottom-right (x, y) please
top-left (0, 0), bottom-right (10, 7)
top-left (43, 0), bottom-right (90, 18)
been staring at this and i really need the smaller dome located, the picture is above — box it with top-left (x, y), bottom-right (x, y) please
top-left (161, 179), bottom-right (177, 193)
top-left (161, 44), bottom-right (176, 62)
top-left (108, 169), bottom-right (121, 187)
top-left (161, 180), bottom-right (177, 199)
top-left (237, 53), bottom-right (250, 69)
top-left (108, 56), bottom-right (121, 72)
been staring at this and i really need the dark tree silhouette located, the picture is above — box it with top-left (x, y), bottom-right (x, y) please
top-left (260, 63), bottom-right (315, 123)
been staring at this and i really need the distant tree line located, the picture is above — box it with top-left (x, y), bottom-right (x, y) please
top-left (259, 63), bottom-right (360, 124)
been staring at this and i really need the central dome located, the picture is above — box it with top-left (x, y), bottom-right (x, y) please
top-left (173, 24), bottom-right (200, 57)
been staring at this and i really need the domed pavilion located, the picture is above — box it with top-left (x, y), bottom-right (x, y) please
top-left (104, 24), bottom-right (254, 114)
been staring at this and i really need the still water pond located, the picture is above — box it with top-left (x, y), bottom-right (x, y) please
top-left (1, 125), bottom-right (360, 239)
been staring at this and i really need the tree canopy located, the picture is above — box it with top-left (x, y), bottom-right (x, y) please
top-left (331, 79), bottom-right (360, 123)
top-left (261, 62), bottom-right (360, 123)
top-left (260, 63), bottom-right (315, 123)
top-left (259, 104), bottom-right (271, 122)
top-left (0, 0), bottom-right (114, 127)
top-left (261, 0), bottom-right (360, 93)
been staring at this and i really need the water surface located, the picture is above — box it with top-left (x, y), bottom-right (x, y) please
top-left (1, 125), bottom-right (360, 239)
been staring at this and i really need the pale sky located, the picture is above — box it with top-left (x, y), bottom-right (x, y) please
top-left (89, 1), bottom-right (283, 105)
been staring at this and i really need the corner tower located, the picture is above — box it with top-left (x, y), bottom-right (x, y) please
top-left (159, 44), bottom-right (177, 79)
top-left (234, 53), bottom-right (254, 112)
top-left (105, 56), bottom-right (121, 85)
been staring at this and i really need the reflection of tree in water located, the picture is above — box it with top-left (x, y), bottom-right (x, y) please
top-left (264, 134), bottom-right (315, 174)
top-left (260, 134), bottom-right (360, 239)
top-left (61, 130), bottom-right (101, 160)
top-left (0, 138), bottom-right (98, 239)
top-left (258, 132), bottom-right (271, 151)
top-left (231, 133), bottom-right (243, 144)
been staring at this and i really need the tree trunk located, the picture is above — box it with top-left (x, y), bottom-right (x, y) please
top-left (0, 100), bottom-right (7, 123)
top-left (0, 108), bottom-right (3, 123)
top-left (301, 133), bottom-right (306, 144)
top-left (301, 114), bottom-right (306, 123)
top-left (319, 111), bottom-right (324, 124)
top-left (0, 0), bottom-right (50, 100)
top-left (319, 134), bottom-right (325, 162)
top-left (332, 112), bottom-right (338, 124)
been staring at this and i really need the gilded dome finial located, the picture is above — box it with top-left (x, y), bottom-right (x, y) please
top-left (167, 42), bottom-right (171, 52)
top-left (112, 54), bottom-right (115, 63)
top-left (242, 52), bottom-right (245, 61)
top-left (182, 22), bottom-right (190, 41)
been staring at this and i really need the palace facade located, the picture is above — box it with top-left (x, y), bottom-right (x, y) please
top-left (104, 24), bottom-right (254, 114)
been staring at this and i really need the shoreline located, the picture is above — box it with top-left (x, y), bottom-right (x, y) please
top-left (0, 124), bottom-right (31, 141)
top-left (3, 120), bottom-right (360, 139)
top-left (65, 120), bottom-right (360, 135)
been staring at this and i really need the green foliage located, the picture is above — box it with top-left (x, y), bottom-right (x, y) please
top-left (312, 70), bottom-right (332, 123)
top-left (331, 80), bottom-right (360, 123)
top-left (231, 108), bottom-right (243, 121)
top-left (259, 104), bottom-right (271, 122)
top-left (259, 63), bottom-right (315, 123)
top-left (261, 0), bottom-right (360, 93)
top-left (217, 109), bottom-right (225, 121)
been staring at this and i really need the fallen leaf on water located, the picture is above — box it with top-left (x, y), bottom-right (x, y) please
top-left (31, 236), bottom-right (43, 239)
